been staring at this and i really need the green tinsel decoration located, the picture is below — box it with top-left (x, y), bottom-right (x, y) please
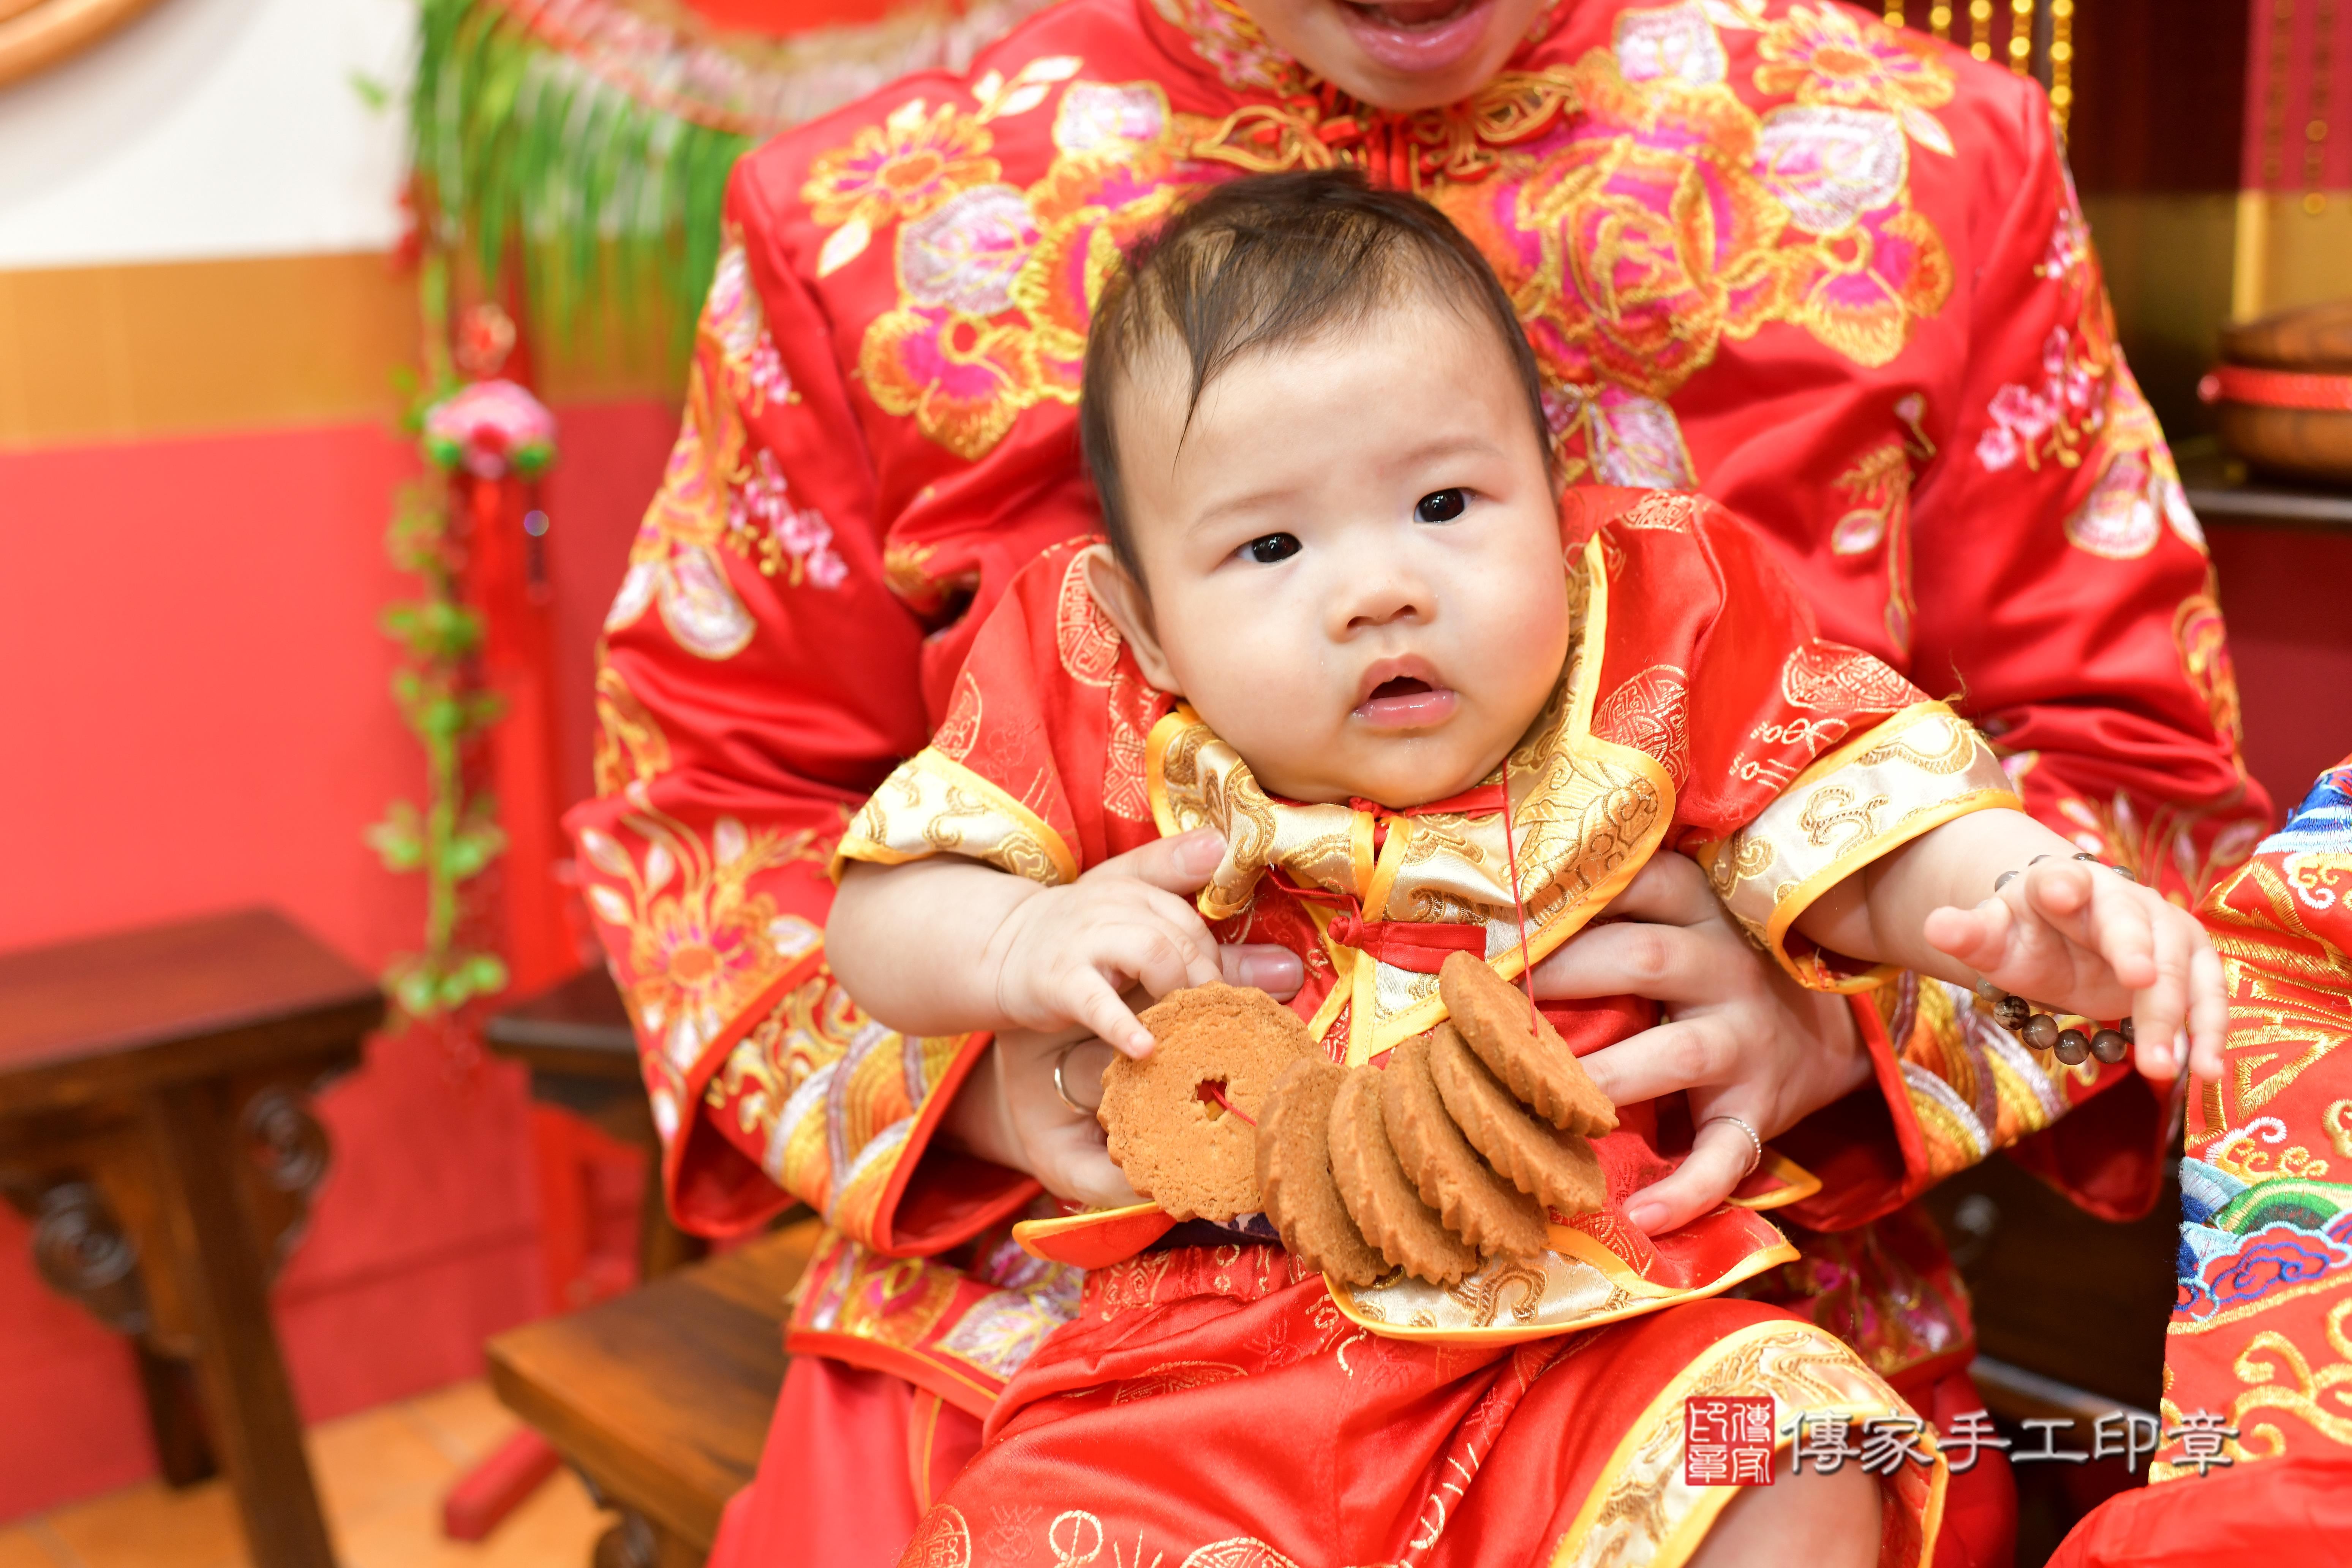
top-left (409, 0), bottom-right (751, 362)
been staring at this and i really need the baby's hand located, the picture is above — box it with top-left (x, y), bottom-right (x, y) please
top-left (988, 854), bottom-right (1225, 1056)
top-left (1922, 855), bottom-right (2226, 1082)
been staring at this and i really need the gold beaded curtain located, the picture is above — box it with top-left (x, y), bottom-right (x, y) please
top-left (1881, 0), bottom-right (2075, 129)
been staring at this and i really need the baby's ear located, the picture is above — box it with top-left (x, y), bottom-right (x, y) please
top-left (1082, 544), bottom-right (1182, 695)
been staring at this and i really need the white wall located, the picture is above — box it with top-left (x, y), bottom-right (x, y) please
top-left (0, 0), bottom-right (411, 268)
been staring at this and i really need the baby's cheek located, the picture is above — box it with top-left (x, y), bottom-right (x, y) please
top-left (1162, 613), bottom-right (1336, 764)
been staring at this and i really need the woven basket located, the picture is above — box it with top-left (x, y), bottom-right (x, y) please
top-left (2200, 300), bottom-right (2352, 484)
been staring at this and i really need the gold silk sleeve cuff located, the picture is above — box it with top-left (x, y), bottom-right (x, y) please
top-left (831, 747), bottom-right (1080, 888)
top-left (1701, 702), bottom-right (2020, 992)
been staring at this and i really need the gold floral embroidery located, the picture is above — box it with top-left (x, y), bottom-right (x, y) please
top-left (803, 98), bottom-right (1002, 269)
top-left (1755, 3), bottom-right (1957, 153)
top-left (709, 971), bottom-right (971, 1227)
top-left (606, 234), bottom-right (852, 658)
top-left (578, 786), bottom-right (831, 1138)
top-left (1427, 44), bottom-right (1949, 482)
top-left (830, 80), bottom-right (1191, 462)
top-left (1829, 438), bottom-right (1919, 652)
top-left (2175, 572), bottom-right (2246, 752)
top-left (806, 12), bottom-right (1959, 469)
top-left (591, 654), bottom-right (672, 796)
top-left (861, 301), bottom-right (1059, 460)
top-left (1496, 53), bottom-right (1794, 405)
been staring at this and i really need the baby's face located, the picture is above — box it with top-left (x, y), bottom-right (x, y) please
top-left (1094, 294), bottom-right (1571, 808)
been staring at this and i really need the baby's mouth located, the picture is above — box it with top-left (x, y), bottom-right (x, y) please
top-left (1355, 670), bottom-right (1459, 728)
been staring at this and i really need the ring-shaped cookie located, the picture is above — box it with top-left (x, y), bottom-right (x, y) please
top-left (1099, 982), bottom-right (1315, 1222)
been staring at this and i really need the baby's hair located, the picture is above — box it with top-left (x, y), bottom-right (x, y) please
top-left (1080, 169), bottom-right (1555, 582)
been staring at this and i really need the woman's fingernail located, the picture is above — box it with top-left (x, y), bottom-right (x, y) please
top-left (1179, 831), bottom-right (1227, 874)
top-left (1625, 1201), bottom-right (1664, 1231)
top-left (1237, 951), bottom-right (1303, 990)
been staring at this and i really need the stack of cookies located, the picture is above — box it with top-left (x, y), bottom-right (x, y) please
top-left (1257, 952), bottom-right (1615, 1287)
top-left (1094, 956), bottom-right (1615, 1288)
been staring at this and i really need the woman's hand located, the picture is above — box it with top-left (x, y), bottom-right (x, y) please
top-left (941, 1022), bottom-right (1141, 1207)
top-left (1531, 852), bottom-right (1874, 1235)
top-left (934, 831), bottom-right (1304, 1203)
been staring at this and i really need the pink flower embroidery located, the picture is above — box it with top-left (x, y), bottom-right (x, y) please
top-left (1977, 329), bottom-right (2106, 474)
top-left (730, 448), bottom-right (849, 589)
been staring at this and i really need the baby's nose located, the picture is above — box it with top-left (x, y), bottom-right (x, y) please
top-left (1339, 575), bottom-right (1434, 632)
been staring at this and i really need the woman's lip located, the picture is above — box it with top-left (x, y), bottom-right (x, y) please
top-left (1332, 0), bottom-right (1497, 76)
top-left (1355, 684), bottom-right (1460, 729)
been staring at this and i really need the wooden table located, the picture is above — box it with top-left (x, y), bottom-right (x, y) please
top-left (0, 909), bottom-right (383, 1568)
top-left (484, 967), bottom-right (705, 1279)
top-left (488, 1221), bottom-right (820, 1568)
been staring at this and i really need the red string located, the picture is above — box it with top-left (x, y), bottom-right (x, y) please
top-left (1197, 1080), bottom-right (1257, 1127)
top-left (1497, 756), bottom-right (1538, 1007)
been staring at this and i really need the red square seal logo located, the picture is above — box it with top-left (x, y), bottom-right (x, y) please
top-left (1684, 1396), bottom-right (1775, 1486)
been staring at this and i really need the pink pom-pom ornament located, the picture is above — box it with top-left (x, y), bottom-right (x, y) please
top-left (422, 379), bottom-right (557, 480)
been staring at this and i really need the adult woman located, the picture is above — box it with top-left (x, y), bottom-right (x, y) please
top-left (569, 0), bottom-right (2259, 1560)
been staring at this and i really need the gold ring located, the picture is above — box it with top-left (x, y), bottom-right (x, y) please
top-left (1052, 1042), bottom-right (1093, 1116)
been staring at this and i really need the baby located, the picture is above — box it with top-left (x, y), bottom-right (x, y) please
top-left (828, 170), bottom-right (2223, 1117)
top-left (819, 166), bottom-right (2223, 1568)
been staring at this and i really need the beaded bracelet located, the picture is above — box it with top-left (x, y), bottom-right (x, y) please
top-left (1979, 852), bottom-right (2137, 1067)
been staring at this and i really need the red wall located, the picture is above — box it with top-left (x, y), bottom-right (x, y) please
top-left (0, 399), bottom-right (672, 1519)
top-left (2209, 524), bottom-right (2352, 814)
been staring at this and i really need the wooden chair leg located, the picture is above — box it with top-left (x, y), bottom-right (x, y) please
top-left (146, 1080), bottom-right (336, 1568)
top-left (635, 1162), bottom-right (705, 1282)
top-left (134, 1342), bottom-right (218, 1487)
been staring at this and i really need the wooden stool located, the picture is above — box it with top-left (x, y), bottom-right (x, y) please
top-left (487, 1220), bottom-right (820, 1568)
top-left (0, 909), bottom-right (383, 1568)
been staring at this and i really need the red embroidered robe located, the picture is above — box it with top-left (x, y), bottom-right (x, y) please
top-left (564, 0), bottom-right (2262, 1551)
top-left (2047, 756), bottom-right (2352, 1565)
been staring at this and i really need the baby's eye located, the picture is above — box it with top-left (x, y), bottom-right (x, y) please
top-left (1241, 533), bottom-right (1301, 564)
top-left (1415, 488), bottom-right (1467, 523)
